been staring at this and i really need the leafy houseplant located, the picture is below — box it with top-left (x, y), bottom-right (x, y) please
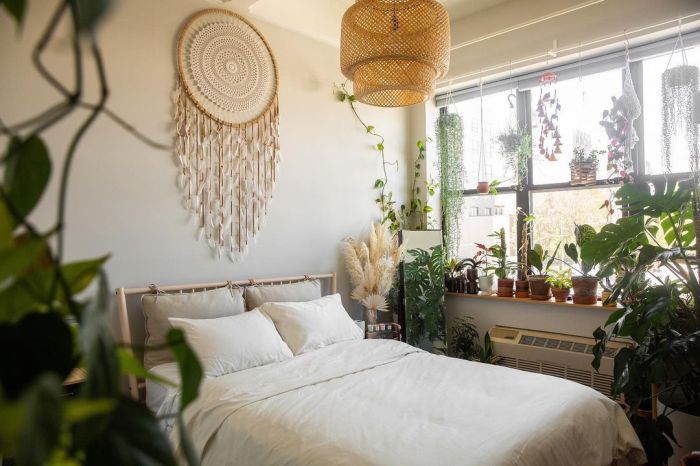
top-left (570, 146), bottom-right (606, 186)
top-left (450, 317), bottom-right (494, 363)
top-left (404, 246), bottom-right (446, 349)
top-left (583, 180), bottom-right (700, 466)
top-left (445, 257), bottom-right (480, 294)
top-left (527, 242), bottom-right (560, 300)
top-left (545, 269), bottom-right (573, 303)
top-left (474, 242), bottom-right (495, 294)
top-left (488, 228), bottom-right (518, 297)
top-left (563, 224), bottom-right (600, 304)
top-left (496, 125), bottom-right (532, 191)
top-left (0, 2), bottom-right (203, 465)
top-left (436, 112), bottom-right (465, 259)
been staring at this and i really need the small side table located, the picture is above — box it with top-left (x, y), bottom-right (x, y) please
top-left (366, 323), bottom-right (401, 341)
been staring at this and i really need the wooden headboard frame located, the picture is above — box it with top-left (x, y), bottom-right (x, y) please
top-left (116, 273), bottom-right (337, 399)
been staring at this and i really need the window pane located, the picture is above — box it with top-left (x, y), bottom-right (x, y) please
top-left (458, 193), bottom-right (517, 260)
top-left (531, 187), bottom-right (620, 260)
top-left (453, 89), bottom-right (518, 188)
top-left (530, 68), bottom-right (623, 184)
top-left (642, 44), bottom-right (700, 175)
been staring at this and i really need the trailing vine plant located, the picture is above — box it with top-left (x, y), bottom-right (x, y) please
top-left (335, 82), bottom-right (434, 232)
top-left (435, 111), bottom-right (465, 259)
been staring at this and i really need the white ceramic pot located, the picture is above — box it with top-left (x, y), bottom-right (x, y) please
top-left (478, 274), bottom-right (495, 294)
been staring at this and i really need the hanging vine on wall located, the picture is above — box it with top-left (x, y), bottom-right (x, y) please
top-left (436, 112), bottom-right (465, 259)
top-left (335, 82), bottom-right (435, 232)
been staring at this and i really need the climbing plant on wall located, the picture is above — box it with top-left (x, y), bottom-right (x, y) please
top-left (435, 111), bottom-right (465, 259)
top-left (335, 82), bottom-right (435, 232)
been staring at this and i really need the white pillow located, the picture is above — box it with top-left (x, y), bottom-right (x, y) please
top-left (142, 286), bottom-right (245, 369)
top-left (260, 294), bottom-right (364, 355)
top-left (168, 310), bottom-right (293, 377)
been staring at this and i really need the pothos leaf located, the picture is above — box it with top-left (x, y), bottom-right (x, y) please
top-left (0, 0), bottom-right (26, 25)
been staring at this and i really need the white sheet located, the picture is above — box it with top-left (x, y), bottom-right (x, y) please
top-left (146, 362), bottom-right (181, 426)
top-left (174, 339), bottom-right (645, 466)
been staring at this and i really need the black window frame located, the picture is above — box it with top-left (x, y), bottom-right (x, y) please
top-left (448, 53), bottom-right (697, 259)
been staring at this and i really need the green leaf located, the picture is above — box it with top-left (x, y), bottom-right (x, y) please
top-left (0, 0), bottom-right (25, 25)
top-left (656, 415), bottom-right (678, 446)
top-left (71, 0), bottom-right (114, 31)
top-left (117, 348), bottom-right (176, 388)
top-left (166, 329), bottom-right (202, 410)
top-left (4, 135), bottom-right (52, 218)
top-left (423, 205), bottom-right (433, 213)
top-left (64, 398), bottom-right (116, 425)
top-left (564, 243), bottom-right (578, 265)
top-left (373, 179), bottom-right (385, 189)
top-left (0, 201), bottom-right (13, 249)
top-left (376, 143), bottom-right (384, 151)
top-left (0, 236), bottom-right (46, 290)
top-left (18, 373), bottom-right (64, 466)
top-left (366, 125), bottom-right (374, 133)
top-left (60, 255), bottom-right (110, 295)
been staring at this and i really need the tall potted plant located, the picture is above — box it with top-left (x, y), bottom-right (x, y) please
top-left (563, 224), bottom-right (599, 304)
top-left (489, 228), bottom-right (517, 297)
top-left (404, 246), bottom-right (447, 350)
top-left (583, 180), bottom-right (700, 466)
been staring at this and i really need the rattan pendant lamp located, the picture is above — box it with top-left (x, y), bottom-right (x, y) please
top-left (340, 0), bottom-right (450, 107)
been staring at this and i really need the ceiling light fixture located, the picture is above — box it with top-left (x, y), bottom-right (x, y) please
top-left (340, 0), bottom-right (450, 107)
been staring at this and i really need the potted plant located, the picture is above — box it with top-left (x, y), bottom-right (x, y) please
top-left (515, 209), bottom-right (534, 298)
top-left (474, 242), bottom-right (495, 294)
top-left (404, 246), bottom-right (447, 350)
top-left (444, 257), bottom-right (479, 293)
top-left (563, 224), bottom-right (599, 304)
top-left (527, 242), bottom-right (560, 300)
top-left (570, 146), bottom-right (606, 186)
top-left (488, 228), bottom-right (518, 297)
top-left (497, 125), bottom-right (532, 191)
top-left (584, 180), bottom-right (700, 466)
top-left (545, 268), bottom-right (573, 302)
top-left (450, 317), bottom-right (494, 363)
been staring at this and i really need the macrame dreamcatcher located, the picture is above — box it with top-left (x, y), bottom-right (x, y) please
top-left (535, 71), bottom-right (562, 161)
top-left (174, 9), bottom-right (280, 261)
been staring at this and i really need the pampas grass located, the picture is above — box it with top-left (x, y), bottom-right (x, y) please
top-left (342, 223), bottom-right (404, 322)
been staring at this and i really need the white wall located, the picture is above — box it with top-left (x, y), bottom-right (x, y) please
top-left (0, 0), bottom-right (412, 319)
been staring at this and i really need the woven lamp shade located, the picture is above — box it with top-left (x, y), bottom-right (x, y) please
top-left (340, 0), bottom-right (450, 107)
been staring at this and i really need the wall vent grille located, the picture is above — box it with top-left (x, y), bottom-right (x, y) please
top-left (495, 356), bottom-right (616, 398)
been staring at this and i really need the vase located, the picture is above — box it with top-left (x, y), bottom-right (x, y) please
top-left (365, 308), bottom-right (378, 326)
top-left (515, 279), bottom-right (529, 298)
top-left (551, 287), bottom-right (570, 303)
top-left (497, 278), bottom-right (514, 297)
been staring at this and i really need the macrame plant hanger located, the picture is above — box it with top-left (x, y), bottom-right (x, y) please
top-left (174, 9), bottom-right (280, 262)
top-left (661, 18), bottom-right (699, 174)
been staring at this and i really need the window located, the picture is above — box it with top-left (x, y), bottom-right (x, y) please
top-left (443, 36), bottom-right (700, 265)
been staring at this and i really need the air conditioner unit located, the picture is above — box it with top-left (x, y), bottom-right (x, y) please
top-left (489, 326), bottom-right (629, 398)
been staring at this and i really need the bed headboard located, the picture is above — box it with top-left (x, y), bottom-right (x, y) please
top-left (116, 273), bottom-right (337, 399)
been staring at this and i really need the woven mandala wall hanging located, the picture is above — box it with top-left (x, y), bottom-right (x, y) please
top-left (174, 9), bottom-right (279, 261)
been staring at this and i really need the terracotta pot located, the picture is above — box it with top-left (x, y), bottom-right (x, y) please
top-left (476, 181), bottom-right (490, 194)
top-left (600, 290), bottom-right (617, 307)
top-left (496, 278), bottom-right (514, 297)
top-left (551, 287), bottom-right (570, 303)
top-left (572, 276), bottom-right (598, 305)
top-left (515, 279), bottom-right (529, 298)
top-left (528, 275), bottom-right (551, 301)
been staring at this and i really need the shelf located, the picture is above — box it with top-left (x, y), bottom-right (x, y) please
top-left (446, 292), bottom-right (621, 311)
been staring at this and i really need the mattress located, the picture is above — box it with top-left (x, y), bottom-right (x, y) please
top-left (173, 339), bottom-right (645, 466)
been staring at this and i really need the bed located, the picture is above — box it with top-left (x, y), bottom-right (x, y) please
top-left (116, 273), bottom-right (646, 466)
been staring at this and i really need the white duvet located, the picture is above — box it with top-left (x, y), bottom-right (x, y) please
top-left (172, 339), bottom-right (645, 466)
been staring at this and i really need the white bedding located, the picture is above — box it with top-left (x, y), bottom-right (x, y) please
top-left (174, 339), bottom-right (645, 466)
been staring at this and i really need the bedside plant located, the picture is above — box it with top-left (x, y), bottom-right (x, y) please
top-left (450, 317), bottom-right (494, 363)
top-left (404, 246), bottom-right (446, 349)
top-left (582, 180), bottom-right (700, 466)
top-left (545, 269), bottom-right (573, 303)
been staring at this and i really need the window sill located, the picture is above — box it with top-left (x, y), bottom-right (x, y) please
top-left (446, 292), bottom-right (620, 311)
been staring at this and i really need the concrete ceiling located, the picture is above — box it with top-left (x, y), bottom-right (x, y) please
top-left (221, 0), bottom-right (506, 47)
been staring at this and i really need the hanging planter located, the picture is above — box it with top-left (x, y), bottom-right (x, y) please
top-left (570, 147), bottom-right (604, 186)
top-left (436, 112), bottom-right (465, 259)
top-left (476, 181), bottom-right (490, 194)
top-left (662, 64), bottom-right (699, 173)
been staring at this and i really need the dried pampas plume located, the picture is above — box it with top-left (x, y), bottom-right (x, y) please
top-left (342, 223), bottom-right (404, 322)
